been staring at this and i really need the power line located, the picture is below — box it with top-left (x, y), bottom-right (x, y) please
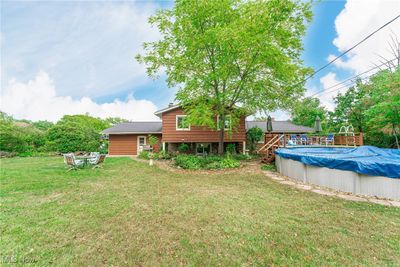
top-left (309, 57), bottom-right (398, 97)
top-left (303, 14), bottom-right (400, 83)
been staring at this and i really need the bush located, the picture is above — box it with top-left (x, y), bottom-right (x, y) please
top-left (138, 151), bottom-right (151, 159)
top-left (226, 143), bottom-right (236, 154)
top-left (156, 150), bottom-right (172, 160)
top-left (178, 143), bottom-right (190, 153)
top-left (174, 154), bottom-right (240, 170)
top-left (175, 154), bottom-right (202, 169)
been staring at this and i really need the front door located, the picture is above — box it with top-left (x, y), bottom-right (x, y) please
top-left (137, 136), bottom-right (146, 153)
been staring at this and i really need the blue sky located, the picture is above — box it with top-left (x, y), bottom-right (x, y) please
top-left (1, 0), bottom-right (399, 121)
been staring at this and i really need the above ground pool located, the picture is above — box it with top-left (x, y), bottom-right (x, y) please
top-left (275, 146), bottom-right (400, 178)
top-left (274, 146), bottom-right (400, 200)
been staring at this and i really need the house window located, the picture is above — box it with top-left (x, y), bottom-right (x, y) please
top-left (217, 115), bottom-right (232, 130)
top-left (176, 115), bottom-right (190, 130)
top-left (196, 143), bottom-right (211, 155)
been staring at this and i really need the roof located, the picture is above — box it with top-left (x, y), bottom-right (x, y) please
top-left (102, 122), bottom-right (162, 134)
top-left (154, 104), bottom-right (180, 118)
top-left (245, 121), bottom-right (314, 133)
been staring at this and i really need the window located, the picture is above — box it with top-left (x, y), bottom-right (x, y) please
top-left (217, 115), bottom-right (232, 130)
top-left (176, 115), bottom-right (190, 130)
top-left (139, 137), bottom-right (146, 146)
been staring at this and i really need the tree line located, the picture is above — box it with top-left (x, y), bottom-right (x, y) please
top-left (290, 67), bottom-right (400, 148)
top-left (0, 113), bottom-right (126, 156)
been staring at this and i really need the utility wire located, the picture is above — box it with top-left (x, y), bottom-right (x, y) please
top-left (303, 14), bottom-right (400, 83)
top-left (309, 57), bottom-right (398, 97)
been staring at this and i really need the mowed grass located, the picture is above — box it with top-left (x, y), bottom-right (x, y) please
top-left (1, 157), bottom-right (399, 266)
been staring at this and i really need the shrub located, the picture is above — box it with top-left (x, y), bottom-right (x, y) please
top-left (156, 150), bottom-right (171, 160)
top-left (226, 143), bottom-right (236, 154)
top-left (138, 151), bottom-right (151, 160)
top-left (175, 154), bottom-right (202, 169)
top-left (148, 135), bottom-right (159, 147)
top-left (174, 154), bottom-right (240, 170)
top-left (178, 143), bottom-right (190, 153)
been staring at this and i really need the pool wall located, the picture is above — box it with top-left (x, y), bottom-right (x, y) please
top-left (275, 155), bottom-right (400, 200)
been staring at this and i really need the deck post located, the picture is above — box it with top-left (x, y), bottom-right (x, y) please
top-left (162, 142), bottom-right (166, 152)
top-left (243, 141), bottom-right (246, 155)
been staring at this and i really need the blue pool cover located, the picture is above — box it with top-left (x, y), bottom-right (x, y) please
top-left (275, 146), bottom-right (400, 178)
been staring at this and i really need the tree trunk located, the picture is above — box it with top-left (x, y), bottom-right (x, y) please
top-left (218, 114), bottom-right (225, 155)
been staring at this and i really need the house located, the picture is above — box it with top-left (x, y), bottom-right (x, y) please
top-left (102, 104), bottom-right (314, 156)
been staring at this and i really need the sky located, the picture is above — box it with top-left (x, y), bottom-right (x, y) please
top-left (1, 0), bottom-right (399, 122)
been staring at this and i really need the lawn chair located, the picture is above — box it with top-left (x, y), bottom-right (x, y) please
top-left (289, 134), bottom-right (298, 145)
top-left (63, 154), bottom-right (83, 171)
top-left (300, 134), bottom-right (309, 145)
top-left (322, 134), bottom-right (335, 146)
top-left (89, 152), bottom-right (100, 157)
top-left (89, 154), bottom-right (106, 169)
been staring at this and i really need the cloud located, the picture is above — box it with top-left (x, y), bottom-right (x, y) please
top-left (0, 71), bottom-right (160, 122)
top-left (317, 72), bottom-right (347, 111)
top-left (1, 1), bottom-right (162, 99)
top-left (329, 0), bottom-right (400, 74)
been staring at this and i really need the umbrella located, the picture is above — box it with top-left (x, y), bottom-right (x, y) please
top-left (266, 116), bottom-right (273, 132)
top-left (314, 116), bottom-right (322, 133)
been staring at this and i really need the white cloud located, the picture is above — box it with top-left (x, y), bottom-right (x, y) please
top-left (329, 0), bottom-right (400, 74)
top-left (1, 1), bottom-right (162, 99)
top-left (318, 72), bottom-right (347, 111)
top-left (0, 71), bottom-right (160, 122)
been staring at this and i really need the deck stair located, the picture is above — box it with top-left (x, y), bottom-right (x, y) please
top-left (257, 134), bottom-right (285, 163)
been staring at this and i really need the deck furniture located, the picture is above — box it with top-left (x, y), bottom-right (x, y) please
top-left (63, 154), bottom-right (84, 171)
top-left (300, 134), bottom-right (309, 145)
top-left (90, 154), bottom-right (106, 169)
top-left (289, 134), bottom-right (298, 145)
top-left (322, 134), bottom-right (335, 146)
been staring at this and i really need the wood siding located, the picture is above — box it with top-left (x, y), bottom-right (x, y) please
top-left (109, 134), bottom-right (162, 155)
top-left (161, 107), bottom-right (246, 143)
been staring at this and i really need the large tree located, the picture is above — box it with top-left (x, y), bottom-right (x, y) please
top-left (291, 97), bottom-right (327, 128)
top-left (137, 0), bottom-right (312, 154)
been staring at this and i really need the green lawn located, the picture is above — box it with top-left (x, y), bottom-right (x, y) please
top-left (1, 157), bottom-right (399, 266)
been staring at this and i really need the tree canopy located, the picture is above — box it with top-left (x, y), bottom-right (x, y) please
top-left (291, 97), bottom-right (327, 128)
top-left (137, 0), bottom-right (312, 153)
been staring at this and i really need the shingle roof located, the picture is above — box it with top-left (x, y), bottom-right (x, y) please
top-left (245, 121), bottom-right (314, 133)
top-left (102, 122), bottom-right (162, 134)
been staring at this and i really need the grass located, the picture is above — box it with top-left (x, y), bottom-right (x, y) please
top-left (1, 157), bottom-right (399, 266)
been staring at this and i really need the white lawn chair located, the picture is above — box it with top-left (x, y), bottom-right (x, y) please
top-left (63, 154), bottom-right (83, 171)
top-left (89, 154), bottom-right (106, 169)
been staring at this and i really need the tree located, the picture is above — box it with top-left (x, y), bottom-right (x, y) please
top-left (290, 97), bottom-right (327, 128)
top-left (247, 126), bottom-right (264, 154)
top-left (364, 68), bottom-right (400, 148)
top-left (46, 115), bottom-right (107, 153)
top-left (137, 0), bottom-right (312, 154)
top-left (329, 80), bottom-right (369, 133)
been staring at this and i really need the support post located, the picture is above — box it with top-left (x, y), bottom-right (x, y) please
top-left (243, 141), bottom-right (246, 155)
top-left (162, 142), bottom-right (166, 152)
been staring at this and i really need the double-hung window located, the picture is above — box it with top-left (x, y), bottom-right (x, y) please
top-left (176, 115), bottom-right (190, 130)
top-left (217, 115), bottom-right (232, 130)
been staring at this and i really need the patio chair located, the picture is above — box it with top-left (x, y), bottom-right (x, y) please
top-left (289, 134), bottom-right (298, 145)
top-left (63, 154), bottom-right (83, 171)
top-left (90, 154), bottom-right (106, 169)
top-left (89, 152), bottom-right (100, 157)
top-left (300, 134), bottom-right (309, 145)
top-left (322, 134), bottom-right (335, 146)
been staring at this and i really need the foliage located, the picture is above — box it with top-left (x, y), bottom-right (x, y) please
top-left (148, 135), bottom-right (159, 147)
top-left (328, 68), bottom-right (400, 148)
top-left (246, 126), bottom-right (264, 153)
top-left (231, 153), bottom-right (253, 161)
top-left (137, 0), bottom-right (313, 153)
top-left (291, 97), bottom-right (327, 128)
top-left (174, 154), bottom-right (240, 170)
top-left (138, 151), bottom-right (151, 160)
top-left (156, 150), bottom-right (172, 160)
top-left (178, 143), bottom-right (190, 153)
top-left (226, 143), bottom-right (236, 154)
